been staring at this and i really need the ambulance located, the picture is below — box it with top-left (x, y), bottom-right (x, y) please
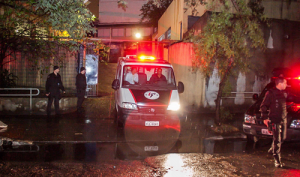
top-left (112, 55), bottom-right (184, 129)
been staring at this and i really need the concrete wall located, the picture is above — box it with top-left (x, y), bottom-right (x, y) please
top-left (0, 97), bottom-right (77, 114)
top-left (157, 0), bottom-right (185, 40)
top-left (169, 42), bottom-right (271, 111)
top-left (169, 43), bottom-right (206, 109)
top-left (156, 0), bottom-right (300, 42)
top-left (263, 0), bottom-right (300, 21)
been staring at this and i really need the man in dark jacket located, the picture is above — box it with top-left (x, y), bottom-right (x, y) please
top-left (76, 67), bottom-right (87, 112)
top-left (260, 77), bottom-right (287, 168)
top-left (46, 66), bottom-right (65, 116)
top-left (150, 68), bottom-right (167, 83)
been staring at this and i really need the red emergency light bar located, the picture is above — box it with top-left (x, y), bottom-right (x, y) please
top-left (271, 76), bottom-right (300, 80)
top-left (138, 55), bottom-right (156, 61)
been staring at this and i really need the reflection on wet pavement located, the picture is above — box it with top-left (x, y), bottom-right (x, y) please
top-left (163, 154), bottom-right (194, 177)
top-left (0, 137), bottom-right (251, 162)
top-left (0, 112), bottom-right (251, 161)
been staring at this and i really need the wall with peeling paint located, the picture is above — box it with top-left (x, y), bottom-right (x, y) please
top-left (168, 42), bottom-right (271, 111)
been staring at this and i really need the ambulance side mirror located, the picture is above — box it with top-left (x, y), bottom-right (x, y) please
top-left (112, 79), bottom-right (120, 90)
top-left (178, 81), bottom-right (184, 93)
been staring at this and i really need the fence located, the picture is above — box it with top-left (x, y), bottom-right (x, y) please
top-left (0, 88), bottom-right (40, 111)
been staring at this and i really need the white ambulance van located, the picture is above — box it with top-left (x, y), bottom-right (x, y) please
top-left (112, 55), bottom-right (184, 128)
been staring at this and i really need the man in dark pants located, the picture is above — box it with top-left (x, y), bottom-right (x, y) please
top-left (260, 77), bottom-right (287, 168)
top-left (76, 67), bottom-right (87, 112)
top-left (46, 66), bottom-right (65, 116)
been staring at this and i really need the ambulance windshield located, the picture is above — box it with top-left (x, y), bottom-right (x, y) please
top-left (122, 65), bottom-right (176, 89)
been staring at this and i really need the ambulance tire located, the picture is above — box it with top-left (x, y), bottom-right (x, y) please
top-left (246, 135), bottom-right (256, 143)
top-left (113, 107), bottom-right (118, 124)
top-left (114, 106), bottom-right (124, 128)
top-left (117, 119), bottom-right (124, 128)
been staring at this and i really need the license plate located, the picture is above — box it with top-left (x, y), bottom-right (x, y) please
top-left (261, 129), bottom-right (273, 135)
top-left (144, 146), bottom-right (159, 151)
top-left (145, 121), bottom-right (159, 126)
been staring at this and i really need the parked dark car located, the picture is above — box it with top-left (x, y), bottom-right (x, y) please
top-left (243, 68), bottom-right (300, 142)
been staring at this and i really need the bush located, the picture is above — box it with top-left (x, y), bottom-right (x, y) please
top-left (0, 69), bottom-right (18, 88)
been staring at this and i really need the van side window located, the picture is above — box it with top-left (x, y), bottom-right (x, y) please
top-left (116, 64), bottom-right (121, 80)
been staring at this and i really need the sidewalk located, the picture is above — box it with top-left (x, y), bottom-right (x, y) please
top-left (0, 112), bottom-right (119, 143)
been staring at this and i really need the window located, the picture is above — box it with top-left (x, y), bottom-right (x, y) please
top-left (158, 34), bottom-right (165, 41)
top-left (122, 65), bottom-right (176, 89)
top-left (158, 27), bottom-right (171, 41)
top-left (142, 27), bottom-right (151, 36)
top-left (98, 28), bottom-right (110, 37)
top-left (132, 28), bottom-right (138, 36)
top-left (180, 22), bottom-right (182, 40)
top-left (166, 27), bottom-right (171, 39)
top-left (126, 28), bottom-right (132, 37)
top-left (112, 28), bottom-right (124, 37)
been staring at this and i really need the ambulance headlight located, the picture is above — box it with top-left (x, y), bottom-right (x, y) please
top-left (167, 102), bottom-right (180, 111)
top-left (122, 102), bottom-right (138, 110)
top-left (244, 114), bottom-right (255, 124)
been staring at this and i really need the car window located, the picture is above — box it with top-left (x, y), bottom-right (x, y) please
top-left (122, 65), bottom-right (176, 90)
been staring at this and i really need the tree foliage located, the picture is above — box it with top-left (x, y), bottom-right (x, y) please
top-left (191, 0), bottom-right (266, 124)
top-left (0, 0), bottom-right (96, 73)
top-left (139, 0), bottom-right (172, 26)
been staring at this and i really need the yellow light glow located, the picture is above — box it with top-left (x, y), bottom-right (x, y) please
top-left (139, 55), bottom-right (146, 60)
top-left (135, 33), bottom-right (141, 38)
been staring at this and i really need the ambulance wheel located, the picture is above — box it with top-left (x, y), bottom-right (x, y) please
top-left (117, 119), bottom-right (124, 128)
top-left (114, 109), bottom-right (124, 128)
top-left (113, 107), bottom-right (118, 123)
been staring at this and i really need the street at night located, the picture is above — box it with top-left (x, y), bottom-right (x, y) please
top-left (1, 0), bottom-right (300, 176)
top-left (1, 99), bottom-right (300, 176)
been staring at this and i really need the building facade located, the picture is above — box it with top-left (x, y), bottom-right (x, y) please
top-left (155, 0), bottom-right (300, 110)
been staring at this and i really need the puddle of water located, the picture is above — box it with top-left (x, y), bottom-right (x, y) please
top-left (0, 140), bottom-right (184, 162)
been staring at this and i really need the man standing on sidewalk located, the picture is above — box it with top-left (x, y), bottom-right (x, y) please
top-left (260, 76), bottom-right (287, 168)
top-left (46, 66), bottom-right (65, 116)
top-left (76, 67), bottom-right (87, 112)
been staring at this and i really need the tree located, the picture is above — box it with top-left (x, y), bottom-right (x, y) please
top-left (191, 0), bottom-right (266, 124)
top-left (139, 0), bottom-right (172, 26)
top-left (0, 0), bottom-right (96, 75)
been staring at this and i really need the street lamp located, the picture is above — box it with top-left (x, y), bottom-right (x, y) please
top-left (135, 33), bottom-right (141, 39)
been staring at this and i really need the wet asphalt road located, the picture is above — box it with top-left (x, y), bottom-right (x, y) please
top-left (0, 111), bottom-right (300, 176)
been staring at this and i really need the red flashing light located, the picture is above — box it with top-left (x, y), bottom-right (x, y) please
top-left (138, 55), bottom-right (156, 61)
top-left (290, 104), bottom-right (300, 112)
top-left (295, 76), bottom-right (300, 80)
